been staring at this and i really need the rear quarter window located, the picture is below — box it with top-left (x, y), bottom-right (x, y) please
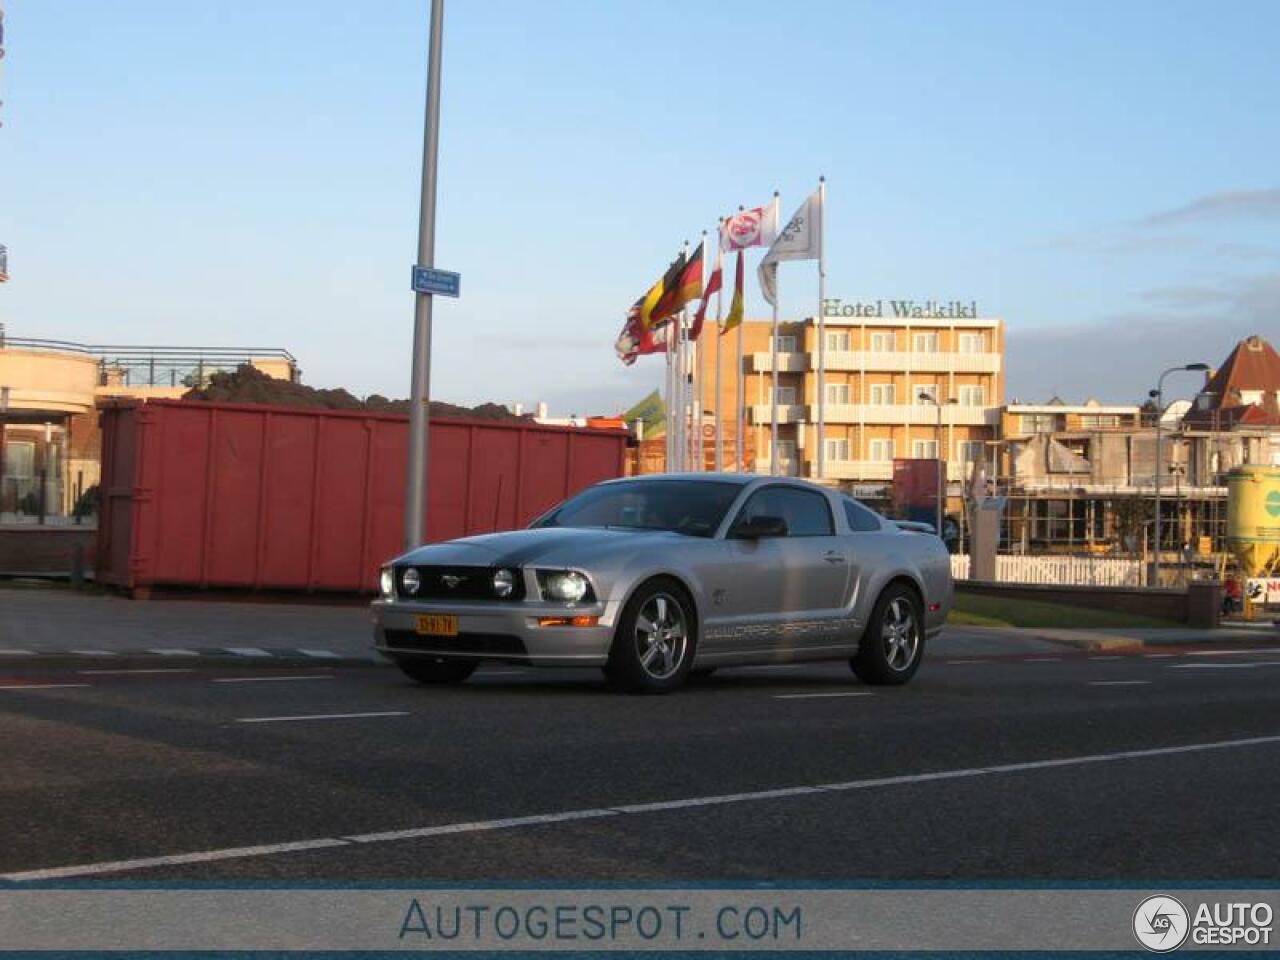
top-left (843, 498), bottom-right (883, 533)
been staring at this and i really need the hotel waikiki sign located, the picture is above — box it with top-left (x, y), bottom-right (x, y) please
top-left (823, 298), bottom-right (979, 319)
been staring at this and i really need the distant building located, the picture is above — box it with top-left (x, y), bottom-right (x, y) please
top-left (693, 313), bottom-right (1006, 494)
top-left (0, 330), bottom-right (298, 523)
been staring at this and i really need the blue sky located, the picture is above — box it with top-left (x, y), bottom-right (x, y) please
top-left (2, 0), bottom-right (1278, 414)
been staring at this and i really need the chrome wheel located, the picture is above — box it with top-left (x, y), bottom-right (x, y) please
top-left (634, 592), bottom-right (688, 681)
top-left (882, 596), bottom-right (919, 671)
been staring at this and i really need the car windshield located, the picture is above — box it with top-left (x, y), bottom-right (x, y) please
top-left (534, 479), bottom-right (743, 538)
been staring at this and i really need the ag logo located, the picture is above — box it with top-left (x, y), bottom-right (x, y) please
top-left (440, 575), bottom-right (464, 590)
top-left (1266, 490), bottom-right (1280, 518)
top-left (1133, 895), bottom-right (1190, 952)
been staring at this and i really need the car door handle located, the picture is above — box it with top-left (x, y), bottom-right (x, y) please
top-left (824, 552), bottom-right (846, 564)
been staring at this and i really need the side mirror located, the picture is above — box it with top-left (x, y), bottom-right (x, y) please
top-left (735, 515), bottom-right (788, 539)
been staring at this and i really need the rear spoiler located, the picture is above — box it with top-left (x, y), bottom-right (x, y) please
top-left (894, 520), bottom-right (937, 535)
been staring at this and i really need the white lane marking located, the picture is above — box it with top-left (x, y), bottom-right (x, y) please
top-left (1143, 653), bottom-right (1177, 659)
top-left (1088, 680), bottom-right (1152, 686)
top-left (772, 691), bottom-right (874, 700)
top-left (69, 650), bottom-right (116, 656)
top-left (225, 647), bottom-right (272, 658)
top-left (0, 838), bottom-right (350, 882)
top-left (78, 669), bottom-right (194, 675)
top-left (1169, 661), bottom-right (1280, 670)
top-left (212, 675), bottom-right (334, 684)
top-left (298, 649), bottom-right (341, 659)
top-left (1089, 655), bottom-right (1122, 661)
top-left (0, 650), bottom-right (35, 656)
top-left (149, 649), bottom-right (199, 657)
top-left (1186, 648), bottom-right (1280, 657)
top-left (1023, 657), bottom-right (1062, 663)
top-left (0, 683), bottom-right (92, 691)
top-left (5, 732), bottom-right (1280, 882)
top-left (235, 711), bottom-right (407, 724)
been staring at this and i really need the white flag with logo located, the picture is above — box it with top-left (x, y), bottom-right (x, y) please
top-left (719, 202), bottom-right (779, 251)
top-left (757, 189), bottom-right (821, 306)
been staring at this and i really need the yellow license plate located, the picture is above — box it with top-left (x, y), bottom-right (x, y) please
top-left (415, 614), bottom-right (458, 637)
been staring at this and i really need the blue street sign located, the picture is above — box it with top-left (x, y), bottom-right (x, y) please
top-left (411, 265), bottom-right (461, 298)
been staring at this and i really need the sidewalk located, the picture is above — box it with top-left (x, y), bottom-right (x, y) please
top-left (957, 623), bottom-right (1280, 653)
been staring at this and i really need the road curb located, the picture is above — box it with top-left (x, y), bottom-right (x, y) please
top-left (0, 651), bottom-right (389, 670)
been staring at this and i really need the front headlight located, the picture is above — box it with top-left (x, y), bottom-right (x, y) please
top-left (492, 568), bottom-right (516, 598)
top-left (379, 567), bottom-right (395, 598)
top-left (538, 570), bottom-right (592, 603)
top-left (401, 568), bottom-right (421, 596)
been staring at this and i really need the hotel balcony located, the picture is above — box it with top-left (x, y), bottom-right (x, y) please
top-left (808, 404), bottom-right (999, 426)
top-left (749, 403), bottom-right (807, 424)
top-left (748, 351), bottom-right (810, 372)
top-left (755, 460), bottom-right (974, 482)
top-left (808, 350), bottom-right (1002, 374)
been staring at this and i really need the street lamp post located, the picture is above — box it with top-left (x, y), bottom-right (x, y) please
top-left (404, 0), bottom-right (446, 550)
top-left (919, 392), bottom-right (956, 539)
top-left (1152, 362), bottom-right (1209, 587)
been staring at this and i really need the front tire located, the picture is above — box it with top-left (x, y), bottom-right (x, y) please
top-left (607, 577), bottom-right (696, 694)
top-left (397, 657), bottom-right (477, 685)
top-left (851, 584), bottom-right (924, 685)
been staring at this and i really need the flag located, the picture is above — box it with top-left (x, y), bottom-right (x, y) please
top-left (721, 250), bottom-right (745, 334)
top-left (720, 203), bottom-right (779, 251)
top-left (619, 389), bottom-right (667, 440)
top-left (0, 244), bottom-right (7, 283)
top-left (650, 245), bottom-right (701, 326)
top-left (758, 189), bottom-right (821, 306)
top-left (615, 301), bottom-right (670, 365)
top-left (691, 247), bottom-right (723, 339)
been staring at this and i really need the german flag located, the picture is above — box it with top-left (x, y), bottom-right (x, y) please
top-left (652, 242), bottom-right (704, 324)
top-left (646, 251), bottom-right (687, 328)
top-left (721, 250), bottom-right (745, 334)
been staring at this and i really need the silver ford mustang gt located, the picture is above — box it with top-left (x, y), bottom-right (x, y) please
top-left (372, 474), bottom-right (953, 693)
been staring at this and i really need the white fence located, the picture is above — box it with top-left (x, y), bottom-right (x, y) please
top-left (951, 554), bottom-right (1144, 587)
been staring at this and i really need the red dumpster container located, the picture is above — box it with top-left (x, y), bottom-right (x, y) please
top-left (97, 399), bottom-right (628, 595)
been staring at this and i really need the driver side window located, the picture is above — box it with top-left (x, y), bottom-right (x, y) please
top-left (731, 486), bottom-right (834, 537)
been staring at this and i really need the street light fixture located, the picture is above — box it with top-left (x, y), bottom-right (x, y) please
top-left (1152, 362), bottom-right (1209, 586)
top-left (918, 391), bottom-right (957, 539)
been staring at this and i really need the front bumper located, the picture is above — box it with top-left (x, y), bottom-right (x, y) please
top-left (371, 598), bottom-right (614, 666)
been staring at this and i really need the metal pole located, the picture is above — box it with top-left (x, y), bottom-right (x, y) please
top-left (936, 402), bottom-right (943, 536)
top-left (404, 0), bottom-right (445, 550)
top-left (713, 231), bottom-right (724, 472)
top-left (769, 192), bottom-right (780, 476)
top-left (816, 176), bottom-right (826, 482)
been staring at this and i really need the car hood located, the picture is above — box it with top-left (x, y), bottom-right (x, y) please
top-left (396, 527), bottom-right (689, 568)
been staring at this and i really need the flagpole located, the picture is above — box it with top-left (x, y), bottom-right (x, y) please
top-left (665, 323), bottom-right (674, 472)
top-left (769, 191), bottom-right (780, 477)
top-left (713, 223), bottom-right (724, 472)
top-left (817, 175), bottom-right (827, 483)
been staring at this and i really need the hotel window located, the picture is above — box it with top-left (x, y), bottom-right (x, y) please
top-left (915, 384), bottom-right (938, 404)
top-left (869, 383), bottom-right (896, 405)
top-left (959, 441), bottom-right (984, 462)
top-left (770, 385), bottom-right (797, 405)
top-left (1079, 414), bottom-right (1120, 428)
top-left (1019, 414), bottom-right (1055, 432)
top-left (775, 440), bottom-right (797, 468)
top-left (825, 438), bottom-right (850, 462)
top-left (771, 335), bottom-right (796, 353)
top-left (826, 383), bottom-right (850, 405)
top-left (826, 331), bottom-right (851, 352)
top-left (869, 331), bottom-right (895, 352)
top-left (912, 439), bottom-right (939, 459)
top-left (958, 333), bottom-right (986, 354)
top-left (913, 332), bottom-right (939, 353)
top-left (958, 385), bottom-right (985, 407)
top-left (869, 439), bottom-right (896, 462)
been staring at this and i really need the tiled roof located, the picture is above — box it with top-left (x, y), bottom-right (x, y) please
top-left (1185, 335), bottom-right (1280, 427)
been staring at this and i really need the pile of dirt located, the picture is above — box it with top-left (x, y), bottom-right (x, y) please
top-left (182, 365), bottom-right (527, 421)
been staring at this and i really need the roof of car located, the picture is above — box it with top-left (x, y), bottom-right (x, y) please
top-left (601, 473), bottom-right (819, 488)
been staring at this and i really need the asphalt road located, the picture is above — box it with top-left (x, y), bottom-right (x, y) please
top-left (1, 641), bottom-right (1278, 884)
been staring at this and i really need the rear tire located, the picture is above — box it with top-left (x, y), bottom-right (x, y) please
top-left (851, 583), bottom-right (924, 685)
top-left (397, 657), bottom-right (477, 685)
top-left (607, 577), bottom-right (696, 694)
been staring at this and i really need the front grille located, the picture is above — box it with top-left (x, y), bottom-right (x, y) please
top-left (383, 631), bottom-right (528, 656)
top-left (395, 565), bottom-right (524, 602)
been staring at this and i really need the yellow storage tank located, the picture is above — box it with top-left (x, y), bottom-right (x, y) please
top-left (1227, 466), bottom-right (1280, 576)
